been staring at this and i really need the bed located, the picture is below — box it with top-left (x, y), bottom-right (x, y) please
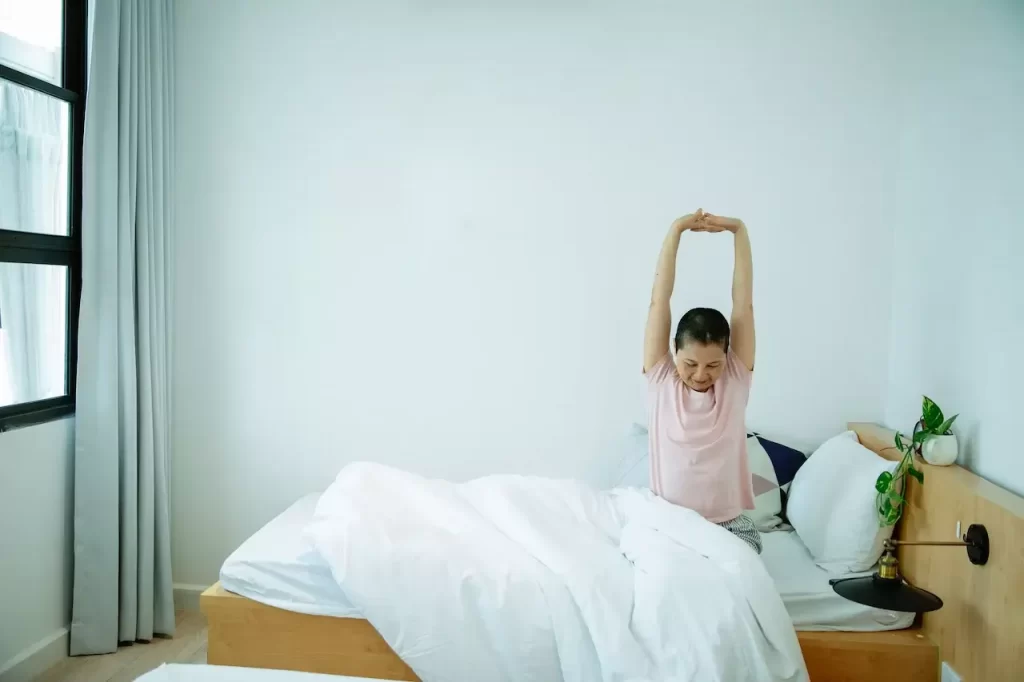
top-left (205, 495), bottom-right (921, 681)
top-left (217, 493), bottom-right (914, 633)
top-left (202, 422), bottom-right (1024, 681)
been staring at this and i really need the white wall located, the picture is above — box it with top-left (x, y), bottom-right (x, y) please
top-left (885, 1), bottom-right (1024, 496)
top-left (0, 418), bottom-right (74, 676)
top-left (173, 0), bottom-right (900, 585)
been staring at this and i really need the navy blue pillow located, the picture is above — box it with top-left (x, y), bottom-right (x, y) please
top-left (748, 432), bottom-right (807, 522)
top-left (755, 435), bottom-right (806, 491)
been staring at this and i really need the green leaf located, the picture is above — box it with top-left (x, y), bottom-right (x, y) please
top-left (881, 497), bottom-right (892, 514)
top-left (936, 414), bottom-right (958, 435)
top-left (894, 432), bottom-right (911, 454)
top-left (875, 471), bottom-right (893, 493)
top-left (913, 430), bottom-right (930, 444)
top-left (885, 506), bottom-right (902, 525)
top-left (888, 491), bottom-right (904, 506)
top-left (922, 395), bottom-right (944, 431)
top-left (907, 466), bottom-right (924, 484)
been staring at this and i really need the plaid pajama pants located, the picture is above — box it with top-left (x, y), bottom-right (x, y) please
top-left (717, 514), bottom-right (762, 554)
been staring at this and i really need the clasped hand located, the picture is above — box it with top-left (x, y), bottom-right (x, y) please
top-left (672, 209), bottom-right (744, 234)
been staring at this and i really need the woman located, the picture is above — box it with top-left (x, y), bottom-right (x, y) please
top-left (642, 209), bottom-right (760, 553)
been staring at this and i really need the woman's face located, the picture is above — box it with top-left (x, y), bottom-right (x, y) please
top-left (674, 341), bottom-right (727, 392)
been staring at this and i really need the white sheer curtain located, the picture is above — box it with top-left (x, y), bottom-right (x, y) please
top-left (71, 0), bottom-right (175, 654)
top-left (0, 80), bottom-right (68, 406)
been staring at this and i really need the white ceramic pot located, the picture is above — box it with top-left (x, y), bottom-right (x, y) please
top-left (921, 434), bottom-right (958, 466)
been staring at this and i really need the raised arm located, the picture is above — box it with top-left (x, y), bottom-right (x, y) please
top-left (644, 210), bottom-right (705, 373)
top-left (703, 214), bottom-right (755, 371)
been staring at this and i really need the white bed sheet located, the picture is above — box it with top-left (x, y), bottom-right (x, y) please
top-left (219, 494), bottom-right (358, 618)
top-left (136, 664), bottom-right (388, 681)
top-left (221, 494), bottom-right (914, 632)
top-left (760, 530), bottom-right (914, 631)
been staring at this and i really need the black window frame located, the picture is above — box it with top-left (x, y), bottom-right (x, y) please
top-left (0, 0), bottom-right (87, 431)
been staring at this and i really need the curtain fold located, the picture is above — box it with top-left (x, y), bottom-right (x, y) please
top-left (71, 0), bottom-right (175, 655)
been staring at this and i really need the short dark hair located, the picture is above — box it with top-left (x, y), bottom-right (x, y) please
top-left (674, 307), bottom-right (730, 352)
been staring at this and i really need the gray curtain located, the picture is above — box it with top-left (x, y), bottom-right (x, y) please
top-left (71, 0), bottom-right (175, 655)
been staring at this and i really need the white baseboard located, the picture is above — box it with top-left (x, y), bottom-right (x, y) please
top-left (173, 583), bottom-right (209, 612)
top-left (0, 584), bottom-right (207, 682)
top-left (0, 628), bottom-right (68, 682)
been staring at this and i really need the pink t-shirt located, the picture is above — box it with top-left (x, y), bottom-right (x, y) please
top-left (645, 349), bottom-right (755, 523)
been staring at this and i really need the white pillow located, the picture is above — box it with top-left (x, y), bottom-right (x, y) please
top-left (612, 423), bottom-right (650, 488)
top-left (786, 430), bottom-right (897, 574)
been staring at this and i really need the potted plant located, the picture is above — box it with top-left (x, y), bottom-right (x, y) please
top-left (875, 396), bottom-right (958, 526)
top-left (917, 396), bottom-right (959, 466)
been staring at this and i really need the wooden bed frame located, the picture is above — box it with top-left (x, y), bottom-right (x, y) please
top-left (201, 581), bottom-right (935, 681)
top-left (201, 422), bottom-right (1024, 681)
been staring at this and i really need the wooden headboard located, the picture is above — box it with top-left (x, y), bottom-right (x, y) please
top-left (849, 423), bottom-right (1024, 681)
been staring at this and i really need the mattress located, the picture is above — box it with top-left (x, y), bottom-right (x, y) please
top-left (219, 493), bottom-right (359, 618)
top-left (222, 494), bottom-right (914, 631)
top-left (760, 529), bottom-right (915, 631)
top-left (137, 664), bottom-right (388, 682)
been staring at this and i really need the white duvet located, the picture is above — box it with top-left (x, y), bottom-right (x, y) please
top-left (306, 463), bottom-right (808, 682)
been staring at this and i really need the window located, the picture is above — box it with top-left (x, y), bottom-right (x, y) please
top-left (0, 0), bottom-right (86, 430)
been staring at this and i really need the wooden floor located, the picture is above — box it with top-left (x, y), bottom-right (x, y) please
top-left (34, 611), bottom-right (207, 682)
